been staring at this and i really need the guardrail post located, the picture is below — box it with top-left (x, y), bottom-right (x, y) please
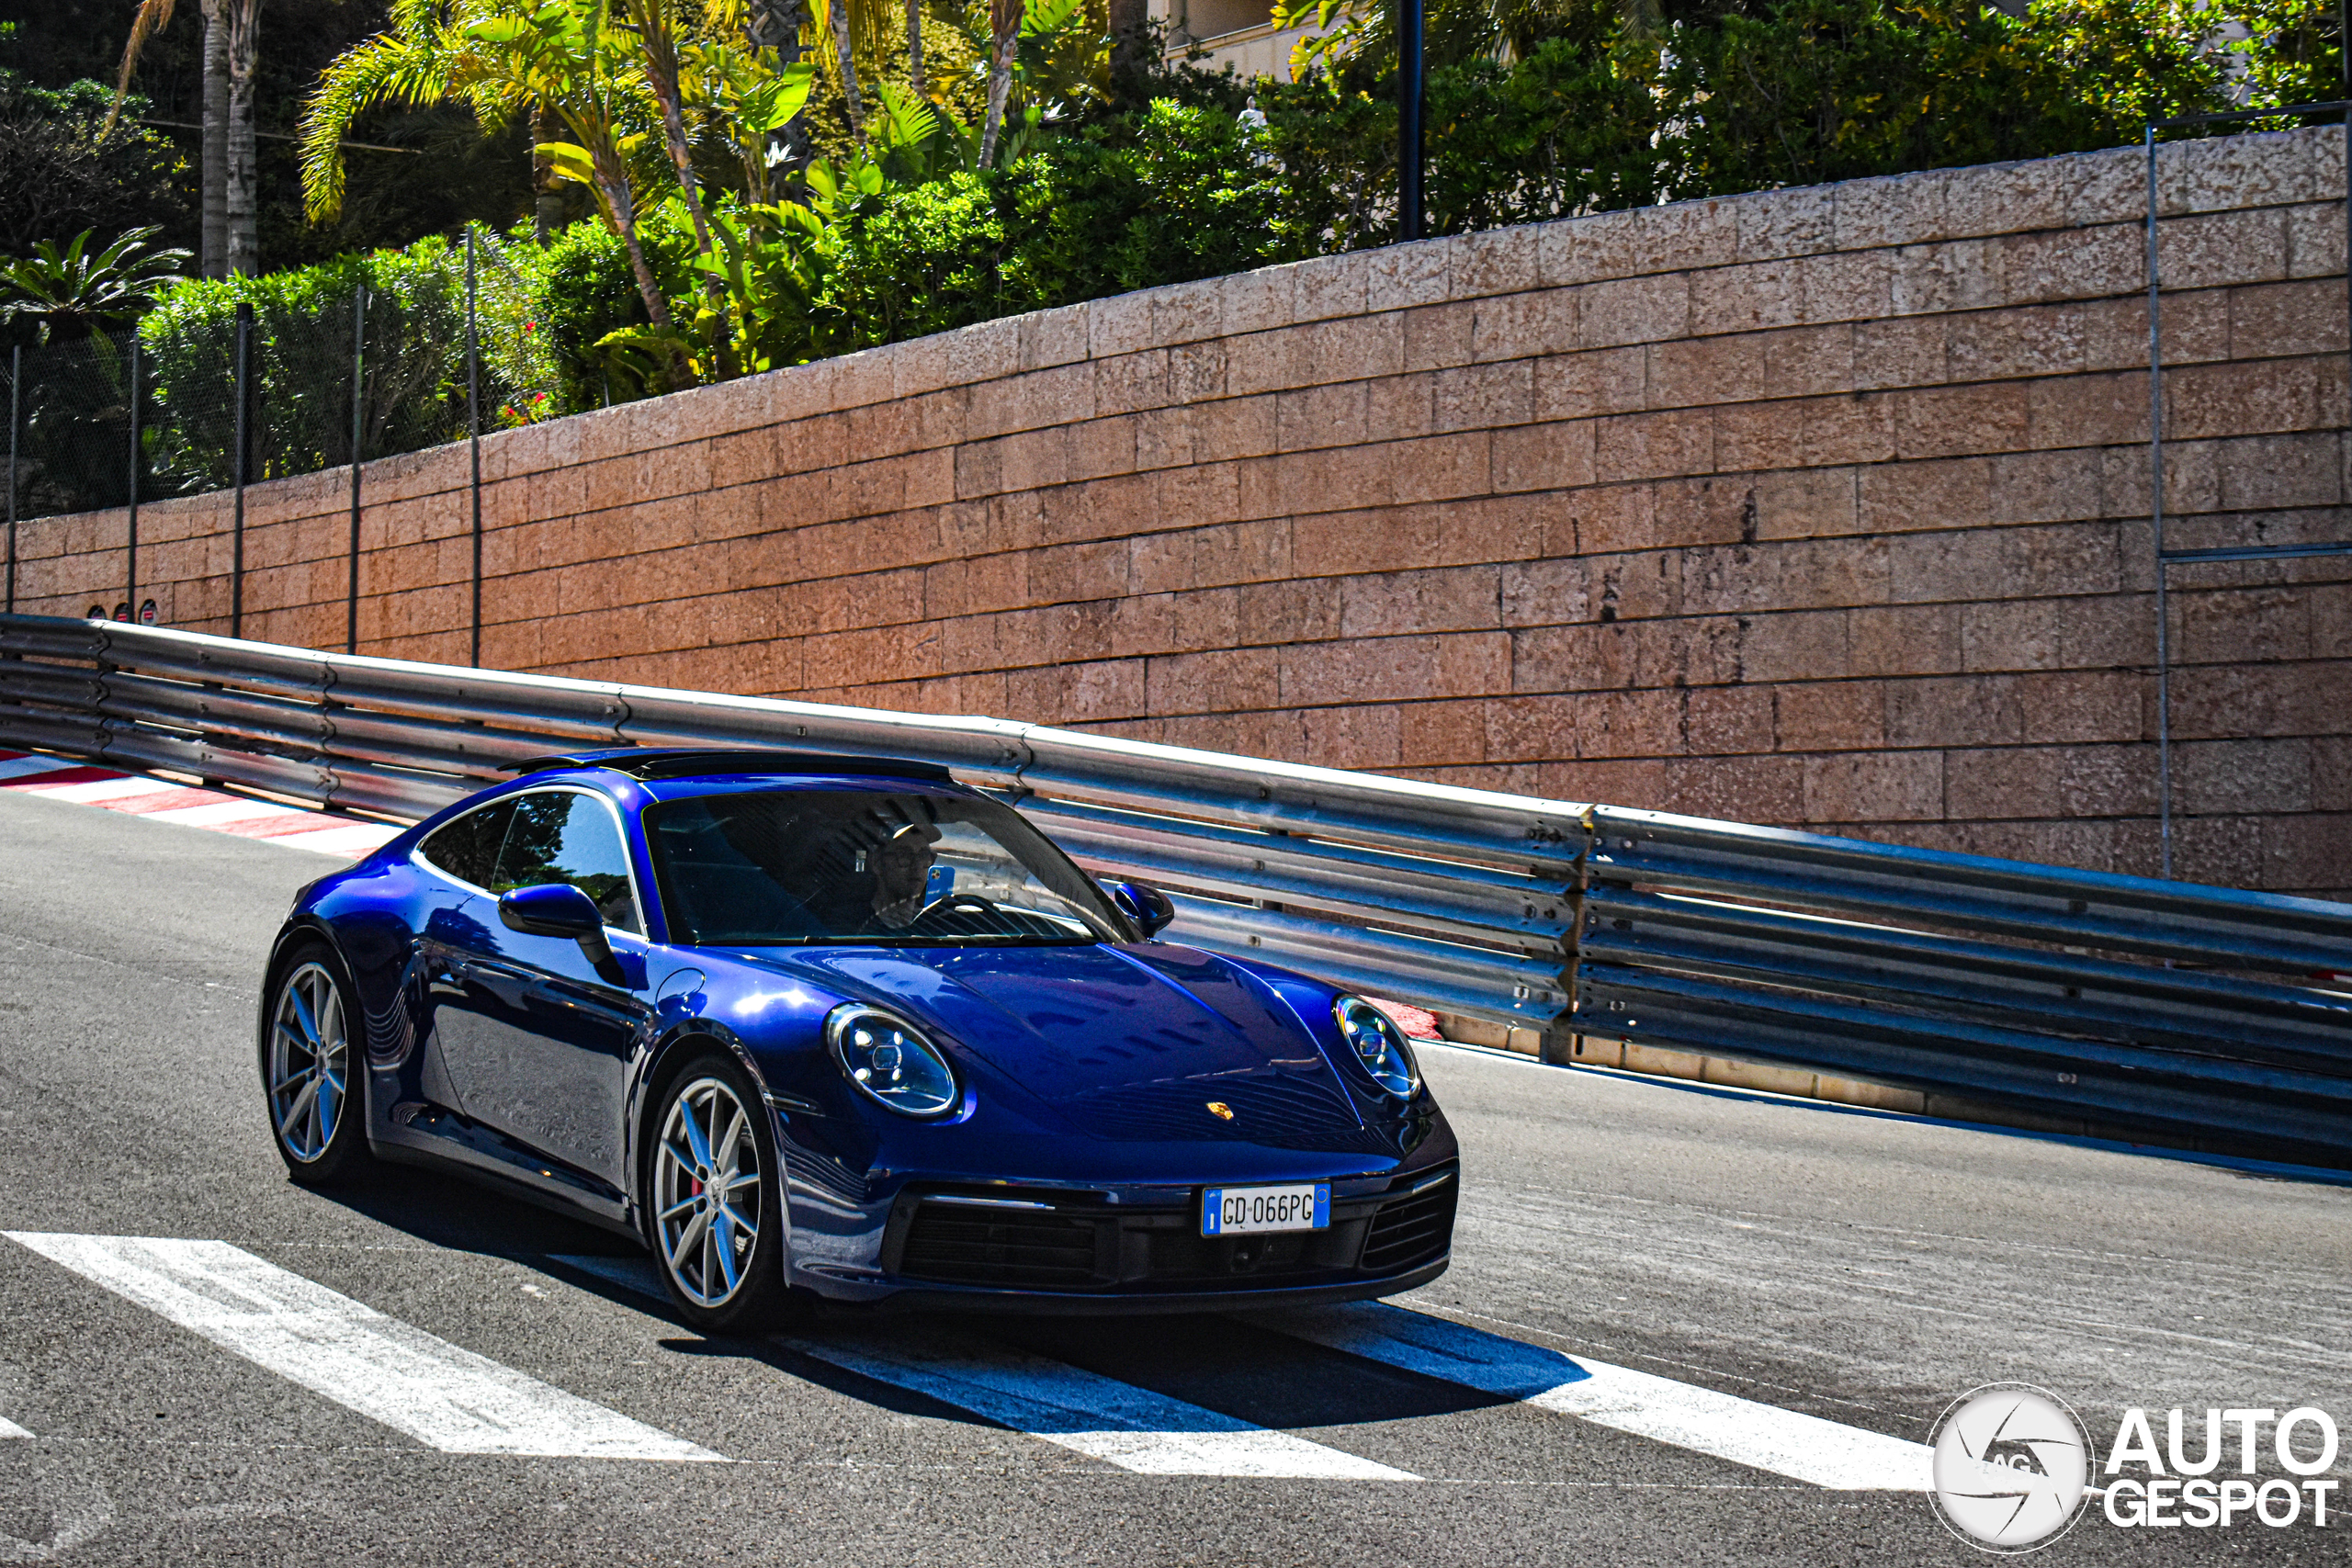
top-left (1536, 805), bottom-right (1595, 1066)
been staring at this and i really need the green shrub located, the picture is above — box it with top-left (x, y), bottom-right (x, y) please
top-left (0, 72), bottom-right (191, 260)
top-left (1258, 0), bottom-right (2299, 247)
top-left (826, 171), bottom-right (1013, 344)
top-left (822, 100), bottom-right (1295, 347)
top-left (504, 210), bottom-right (704, 409)
top-left (139, 243), bottom-right (472, 494)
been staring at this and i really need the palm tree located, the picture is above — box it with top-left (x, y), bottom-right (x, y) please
top-left (109, 0), bottom-right (260, 275)
top-left (723, 0), bottom-right (894, 147)
top-left (198, 1), bottom-right (230, 275)
top-left (614, 0), bottom-right (718, 254)
top-left (978, 0), bottom-right (1020, 165)
top-left (739, 0), bottom-right (812, 172)
top-left (818, 0), bottom-right (866, 135)
top-left (302, 0), bottom-right (575, 240)
top-left (905, 0), bottom-right (925, 100)
top-left (1106, 0), bottom-right (1144, 96)
top-left (479, 3), bottom-right (683, 342)
top-left (313, 0), bottom-right (672, 330)
top-left (106, 0), bottom-right (235, 277)
top-left (221, 0), bottom-right (262, 276)
top-left (0, 228), bottom-right (192, 345)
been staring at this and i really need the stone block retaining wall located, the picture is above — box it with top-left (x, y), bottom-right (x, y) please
top-left (15, 127), bottom-right (2348, 895)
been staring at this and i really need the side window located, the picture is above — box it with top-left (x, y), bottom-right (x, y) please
top-left (419, 802), bottom-right (513, 890)
top-left (492, 791), bottom-right (642, 935)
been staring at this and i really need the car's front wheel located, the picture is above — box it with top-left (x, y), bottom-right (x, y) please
top-left (264, 945), bottom-right (371, 1184)
top-left (647, 1054), bottom-right (795, 1333)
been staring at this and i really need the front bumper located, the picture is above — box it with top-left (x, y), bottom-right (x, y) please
top-left (857, 1255), bottom-right (1453, 1316)
top-left (790, 1161), bottom-right (1458, 1314)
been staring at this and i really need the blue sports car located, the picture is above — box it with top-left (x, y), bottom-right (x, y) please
top-left (259, 749), bottom-right (1459, 1328)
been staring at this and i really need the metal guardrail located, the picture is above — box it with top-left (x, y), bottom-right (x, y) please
top-left (6, 613), bottom-right (2351, 1165)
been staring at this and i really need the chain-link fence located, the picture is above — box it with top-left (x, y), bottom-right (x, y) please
top-left (0, 226), bottom-right (542, 644)
top-left (9, 328), bottom-right (140, 521)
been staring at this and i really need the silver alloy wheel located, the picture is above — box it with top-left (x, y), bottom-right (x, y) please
top-left (654, 1076), bottom-right (763, 1309)
top-left (269, 961), bottom-right (348, 1163)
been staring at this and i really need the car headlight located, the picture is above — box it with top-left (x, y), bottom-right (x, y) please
top-left (1333, 995), bottom-right (1419, 1098)
top-left (826, 1003), bottom-right (960, 1117)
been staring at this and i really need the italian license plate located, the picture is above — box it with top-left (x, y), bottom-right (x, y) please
top-left (1201, 1182), bottom-right (1330, 1236)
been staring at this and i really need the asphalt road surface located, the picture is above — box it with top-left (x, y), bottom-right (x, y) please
top-left (1, 786), bottom-right (2345, 1565)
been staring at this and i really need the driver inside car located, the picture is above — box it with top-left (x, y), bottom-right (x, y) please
top-left (865, 818), bottom-right (944, 931)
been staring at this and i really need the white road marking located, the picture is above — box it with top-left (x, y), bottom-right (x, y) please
top-left (792, 1331), bottom-right (1419, 1480)
top-left (137, 799), bottom-right (304, 827)
top-left (18, 777), bottom-right (176, 804)
top-left (552, 1254), bottom-right (1415, 1481)
top-left (1261, 1303), bottom-right (1933, 1491)
top-left (0, 1416), bottom-right (30, 1438)
top-left (0, 755), bottom-right (78, 780)
top-left (266, 823), bottom-right (402, 857)
top-left (8, 1235), bottom-right (724, 1463)
top-left (0, 755), bottom-right (395, 862)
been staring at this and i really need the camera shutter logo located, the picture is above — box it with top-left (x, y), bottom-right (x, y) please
top-left (1929, 1384), bottom-right (2093, 1552)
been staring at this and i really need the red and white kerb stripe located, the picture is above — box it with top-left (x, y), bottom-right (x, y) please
top-left (0, 750), bottom-right (403, 860)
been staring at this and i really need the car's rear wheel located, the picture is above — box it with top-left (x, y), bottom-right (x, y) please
top-left (265, 946), bottom-right (370, 1184)
top-left (648, 1055), bottom-right (795, 1333)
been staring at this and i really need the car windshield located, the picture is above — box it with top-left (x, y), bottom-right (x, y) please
top-left (643, 787), bottom-right (1127, 947)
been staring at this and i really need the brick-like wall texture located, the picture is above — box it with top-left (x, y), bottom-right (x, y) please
top-left (13, 128), bottom-right (2350, 896)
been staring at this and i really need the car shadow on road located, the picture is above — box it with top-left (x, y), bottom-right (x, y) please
top-left (308, 1160), bottom-right (632, 1261)
top-left (311, 1165), bottom-right (1510, 1437)
top-left (529, 1248), bottom-right (1513, 1435)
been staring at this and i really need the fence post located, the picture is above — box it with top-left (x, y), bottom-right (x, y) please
top-left (348, 282), bottom-right (366, 656)
top-left (232, 299), bottom-right (251, 639)
top-left (466, 226), bottom-right (482, 669)
top-left (127, 333), bottom-right (141, 617)
top-left (5, 344), bottom-right (17, 615)
top-left (1398, 0), bottom-right (1424, 243)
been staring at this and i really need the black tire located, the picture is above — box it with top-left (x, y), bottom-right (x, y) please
top-left (642, 1051), bottom-right (797, 1334)
top-left (261, 941), bottom-right (373, 1186)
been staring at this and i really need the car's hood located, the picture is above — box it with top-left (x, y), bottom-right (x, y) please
top-left (741, 942), bottom-right (1385, 1149)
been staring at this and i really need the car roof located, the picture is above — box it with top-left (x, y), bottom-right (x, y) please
top-left (507, 747), bottom-right (956, 784)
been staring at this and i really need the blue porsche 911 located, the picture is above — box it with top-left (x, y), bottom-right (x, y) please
top-left (259, 748), bottom-right (1459, 1329)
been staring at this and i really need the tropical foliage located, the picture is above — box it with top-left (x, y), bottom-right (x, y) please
top-left (284, 0), bottom-right (2340, 400)
top-left (4, 0), bottom-right (2343, 523)
top-left (0, 226), bottom-right (190, 346)
top-left (0, 65), bottom-right (190, 261)
top-left (1259, 0), bottom-right (2346, 245)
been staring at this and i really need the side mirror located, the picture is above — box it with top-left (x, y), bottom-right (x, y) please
top-left (499, 883), bottom-right (619, 977)
top-left (1105, 880), bottom-right (1176, 941)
